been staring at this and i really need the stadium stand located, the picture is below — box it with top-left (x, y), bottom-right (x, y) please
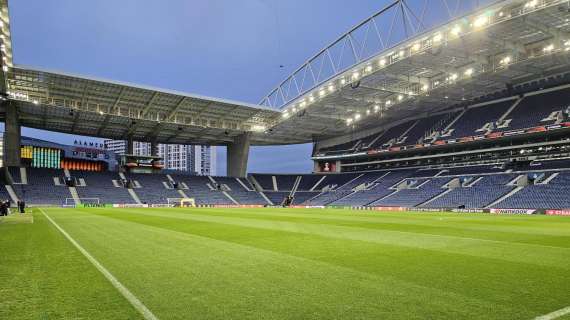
top-left (296, 175), bottom-right (325, 191)
top-left (125, 173), bottom-right (181, 204)
top-left (315, 85), bottom-right (570, 158)
top-left (211, 176), bottom-right (268, 205)
top-left (499, 87), bottom-right (570, 131)
top-left (4, 160), bottom-right (570, 210)
top-left (494, 172), bottom-right (570, 209)
top-left (169, 174), bottom-right (234, 205)
top-left (13, 168), bottom-right (72, 205)
top-left (423, 174), bottom-right (517, 209)
top-left (264, 192), bottom-right (290, 206)
top-left (74, 171), bottom-right (137, 204)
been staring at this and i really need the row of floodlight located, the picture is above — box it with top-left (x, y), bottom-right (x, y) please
top-left (343, 41), bottom-right (570, 126)
top-left (0, 15), bottom-right (9, 71)
top-left (280, 0), bottom-right (550, 124)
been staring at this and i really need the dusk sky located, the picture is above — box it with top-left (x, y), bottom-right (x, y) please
top-left (7, 0), bottom-right (393, 174)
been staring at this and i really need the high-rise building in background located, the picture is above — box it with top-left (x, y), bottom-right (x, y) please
top-left (103, 140), bottom-right (216, 176)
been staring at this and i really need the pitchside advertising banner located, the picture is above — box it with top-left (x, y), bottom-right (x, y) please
top-left (545, 209), bottom-right (570, 216)
top-left (70, 204), bottom-right (569, 215)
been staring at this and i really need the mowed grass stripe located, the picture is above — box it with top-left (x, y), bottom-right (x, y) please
top-left (42, 208), bottom-right (544, 319)
top-left (0, 211), bottom-right (141, 320)
top-left (40, 209), bottom-right (159, 320)
top-left (171, 208), bottom-right (570, 248)
top-left (105, 207), bottom-right (570, 269)
top-left (80, 208), bottom-right (569, 318)
top-left (199, 208), bottom-right (570, 237)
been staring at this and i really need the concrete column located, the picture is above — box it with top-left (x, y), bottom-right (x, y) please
top-left (3, 101), bottom-right (21, 167)
top-left (227, 132), bottom-right (251, 178)
top-left (126, 136), bottom-right (134, 155)
top-left (150, 139), bottom-right (159, 157)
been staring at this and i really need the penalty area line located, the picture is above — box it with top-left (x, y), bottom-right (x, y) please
top-left (535, 306), bottom-right (570, 320)
top-left (39, 208), bottom-right (159, 320)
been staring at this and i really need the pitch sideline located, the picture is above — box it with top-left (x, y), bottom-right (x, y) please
top-left (39, 208), bottom-right (159, 320)
top-left (535, 307), bottom-right (570, 320)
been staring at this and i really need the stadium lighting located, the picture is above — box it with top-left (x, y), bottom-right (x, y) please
top-left (524, 0), bottom-right (538, 9)
top-left (464, 68), bottom-right (474, 77)
top-left (299, 100), bottom-right (306, 108)
top-left (319, 89), bottom-right (326, 97)
top-left (451, 25), bottom-right (462, 36)
top-left (346, 118), bottom-right (353, 125)
top-left (397, 95), bottom-right (403, 101)
top-left (449, 73), bottom-right (458, 81)
top-left (328, 84), bottom-right (335, 92)
top-left (292, 107), bottom-right (297, 112)
top-left (386, 100), bottom-right (392, 106)
top-left (282, 112), bottom-right (289, 118)
top-left (421, 84), bottom-right (429, 92)
top-left (374, 104), bottom-right (380, 112)
top-left (252, 125), bottom-right (266, 132)
top-left (2, 65), bottom-right (7, 72)
top-left (473, 15), bottom-right (488, 28)
top-left (340, 78), bottom-right (346, 85)
top-left (433, 33), bottom-right (443, 43)
top-left (379, 59), bottom-right (387, 67)
top-left (99, 111), bottom-right (104, 115)
top-left (309, 96), bottom-right (315, 102)
top-left (500, 56), bottom-right (512, 65)
top-left (411, 43), bottom-right (421, 52)
top-left (365, 65), bottom-right (373, 73)
top-left (354, 113), bottom-right (361, 121)
top-left (352, 71), bottom-right (360, 80)
top-left (33, 100), bottom-right (39, 105)
top-left (543, 44), bottom-right (554, 53)
top-left (366, 109), bottom-right (371, 115)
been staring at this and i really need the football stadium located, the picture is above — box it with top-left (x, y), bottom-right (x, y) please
top-left (1, 0), bottom-right (570, 319)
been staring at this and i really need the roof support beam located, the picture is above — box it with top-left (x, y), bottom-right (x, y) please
top-left (140, 92), bottom-right (160, 118)
top-left (97, 87), bottom-right (125, 136)
top-left (165, 96), bottom-right (188, 122)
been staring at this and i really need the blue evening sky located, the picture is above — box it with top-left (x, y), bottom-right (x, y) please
top-left (8, 0), bottom-right (392, 174)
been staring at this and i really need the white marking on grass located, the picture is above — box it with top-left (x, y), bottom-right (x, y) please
top-left (39, 208), bottom-right (159, 320)
top-left (535, 306), bottom-right (570, 320)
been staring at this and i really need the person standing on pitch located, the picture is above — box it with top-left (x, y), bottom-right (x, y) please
top-left (18, 200), bottom-right (25, 214)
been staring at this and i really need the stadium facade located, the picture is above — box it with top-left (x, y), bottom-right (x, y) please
top-left (2, 0), bottom-right (570, 212)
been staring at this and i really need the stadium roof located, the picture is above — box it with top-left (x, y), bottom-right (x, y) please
top-left (264, 0), bottom-right (570, 140)
top-left (2, 0), bottom-right (570, 145)
top-left (5, 66), bottom-right (291, 145)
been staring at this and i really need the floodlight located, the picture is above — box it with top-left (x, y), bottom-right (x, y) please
top-left (451, 25), bottom-right (461, 36)
top-left (433, 33), bottom-right (443, 43)
top-left (473, 15), bottom-right (488, 28)
top-left (543, 44), bottom-right (554, 53)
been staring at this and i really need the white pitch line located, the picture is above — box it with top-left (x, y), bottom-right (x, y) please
top-left (535, 306), bottom-right (570, 320)
top-left (39, 208), bottom-right (159, 320)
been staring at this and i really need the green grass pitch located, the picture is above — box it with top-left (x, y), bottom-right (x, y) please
top-left (1, 207), bottom-right (569, 320)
